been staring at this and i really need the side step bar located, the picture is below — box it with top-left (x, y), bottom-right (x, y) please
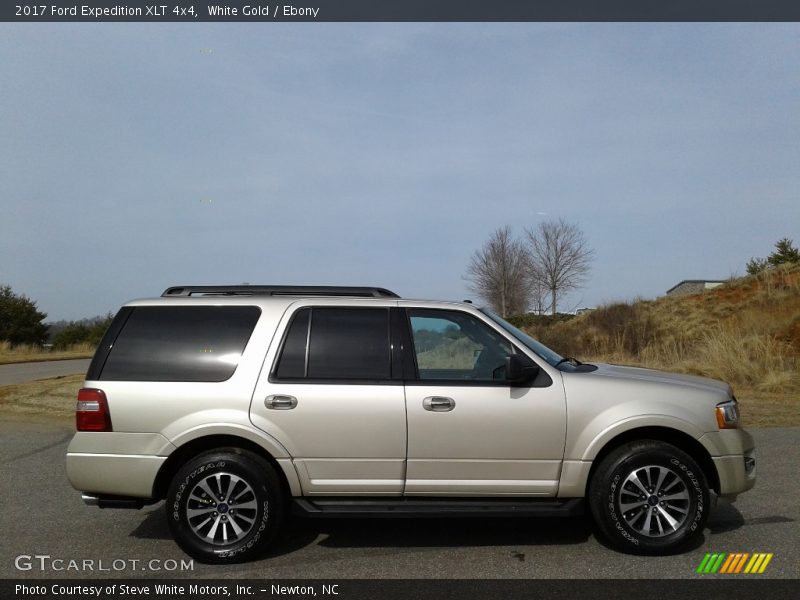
top-left (293, 497), bottom-right (584, 519)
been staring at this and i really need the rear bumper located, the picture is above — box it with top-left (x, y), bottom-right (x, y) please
top-left (66, 453), bottom-right (165, 498)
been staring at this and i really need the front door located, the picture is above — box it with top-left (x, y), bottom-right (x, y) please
top-left (402, 307), bottom-right (567, 496)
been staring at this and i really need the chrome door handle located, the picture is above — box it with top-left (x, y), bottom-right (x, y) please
top-left (265, 395), bottom-right (298, 410)
top-left (423, 396), bottom-right (455, 412)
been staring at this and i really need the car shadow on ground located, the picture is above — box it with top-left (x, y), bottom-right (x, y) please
top-left (129, 504), bottom-right (594, 558)
top-left (286, 514), bottom-right (593, 550)
top-left (707, 502), bottom-right (794, 532)
top-left (128, 500), bottom-right (792, 560)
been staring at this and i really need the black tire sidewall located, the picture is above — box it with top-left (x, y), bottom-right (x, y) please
top-left (590, 442), bottom-right (709, 554)
top-left (166, 450), bottom-right (283, 563)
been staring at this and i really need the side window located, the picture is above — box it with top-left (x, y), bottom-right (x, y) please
top-left (274, 307), bottom-right (391, 381)
top-left (408, 309), bottom-right (514, 381)
top-left (100, 306), bottom-right (261, 382)
top-left (274, 308), bottom-right (310, 379)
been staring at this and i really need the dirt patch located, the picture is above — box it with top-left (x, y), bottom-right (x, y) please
top-left (0, 374), bottom-right (83, 419)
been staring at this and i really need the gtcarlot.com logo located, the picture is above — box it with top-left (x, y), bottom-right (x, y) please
top-left (696, 552), bottom-right (773, 574)
top-left (14, 554), bottom-right (194, 572)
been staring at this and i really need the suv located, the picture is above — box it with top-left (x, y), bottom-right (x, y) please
top-left (66, 285), bottom-right (755, 562)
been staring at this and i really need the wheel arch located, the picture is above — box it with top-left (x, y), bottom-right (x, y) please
top-left (587, 426), bottom-right (720, 495)
top-left (152, 434), bottom-right (301, 500)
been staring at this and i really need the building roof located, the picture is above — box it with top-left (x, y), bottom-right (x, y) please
top-left (665, 280), bottom-right (727, 295)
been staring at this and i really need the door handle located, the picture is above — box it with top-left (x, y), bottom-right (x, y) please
top-left (265, 395), bottom-right (298, 410)
top-left (423, 396), bottom-right (455, 412)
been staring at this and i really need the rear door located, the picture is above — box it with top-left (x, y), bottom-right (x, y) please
top-left (250, 302), bottom-right (407, 495)
top-left (401, 306), bottom-right (567, 496)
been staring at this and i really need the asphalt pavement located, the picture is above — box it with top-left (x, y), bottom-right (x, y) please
top-left (0, 359), bottom-right (91, 385)
top-left (0, 420), bottom-right (797, 580)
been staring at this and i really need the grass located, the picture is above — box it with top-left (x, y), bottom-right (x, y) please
top-left (522, 263), bottom-right (800, 427)
top-left (0, 341), bottom-right (94, 365)
top-left (0, 373), bottom-right (82, 422)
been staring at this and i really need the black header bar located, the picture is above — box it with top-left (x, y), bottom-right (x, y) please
top-left (3, 1), bottom-right (800, 23)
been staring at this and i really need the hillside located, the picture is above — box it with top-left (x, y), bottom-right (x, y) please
top-left (522, 264), bottom-right (800, 427)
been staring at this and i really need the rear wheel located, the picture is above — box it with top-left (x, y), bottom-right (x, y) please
top-left (588, 440), bottom-right (709, 554)
top-left (166, 448), bottom-right (285, 563)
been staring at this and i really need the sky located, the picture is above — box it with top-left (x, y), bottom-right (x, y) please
top-left (1, 24), bottom-right (798, 321)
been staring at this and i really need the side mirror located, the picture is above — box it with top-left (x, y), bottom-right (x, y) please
top-left (505, 353), bottom-right (540, 385)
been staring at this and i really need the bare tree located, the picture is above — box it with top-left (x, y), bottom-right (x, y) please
top-left (526, 219), bottom-right (593, 315)
top-left (464, 226), bottom-right (531, 317)
top-left (528, 275), bottom-right (549, 315)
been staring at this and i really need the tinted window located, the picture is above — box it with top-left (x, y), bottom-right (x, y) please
top-left (274, 308), bottom-right (310, 379)
top-left (408, 309), bottom-right (514, 381)
top-left (100, 306), bottom-right (261, 382)
top-left (274, 307), bottom-right (391, 380)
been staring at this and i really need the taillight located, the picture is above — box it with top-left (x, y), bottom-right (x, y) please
top-left (76, 388), bottom-right (112, 432)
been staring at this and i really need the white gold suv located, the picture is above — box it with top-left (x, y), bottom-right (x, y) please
top-left (66, 285), bottom-right (755, 563)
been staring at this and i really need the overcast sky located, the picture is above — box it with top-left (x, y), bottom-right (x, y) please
top-left (1, 24), bottom-right (798, 321)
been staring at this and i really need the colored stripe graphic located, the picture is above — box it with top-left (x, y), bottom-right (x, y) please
top-left (697, 554), bottom-right (712, 573)
top-left (734, 553), bottom-right (750, 573)
top-left (710, 553), bottom-right (726, 573)
top-left (719, 554), bottom-right (737, 573)
top-left (757, 554), bottom-right (773, 573)
top-left (700, 552), bottom-right (772, 574)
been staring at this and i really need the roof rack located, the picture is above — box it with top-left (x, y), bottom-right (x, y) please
top-left (161, 286), bottom-right (400, 298)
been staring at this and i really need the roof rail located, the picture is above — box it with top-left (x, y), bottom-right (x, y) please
top-left (161, 286), bottom-right (400, 298)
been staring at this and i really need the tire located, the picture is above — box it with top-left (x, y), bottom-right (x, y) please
top-left (588, 440), bottom-right (709, 555)
top-left (166, 448), bottom-right (286, 564)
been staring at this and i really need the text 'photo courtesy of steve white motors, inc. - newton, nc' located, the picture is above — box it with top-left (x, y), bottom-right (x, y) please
top-left (15, 582), bottom-right (337, 598)
top-left (17, 4), bottom-right (321, 18)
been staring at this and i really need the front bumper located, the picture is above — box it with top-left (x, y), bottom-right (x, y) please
top-left (699, 428), bottom-right (756, 501)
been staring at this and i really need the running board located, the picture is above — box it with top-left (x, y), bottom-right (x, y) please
top-left (292, 497), bottom-right (584, 518)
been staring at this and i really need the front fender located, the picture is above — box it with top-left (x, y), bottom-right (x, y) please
top-left (557, 415), bottom-right (705, 498)
top-left (579, 414), bottom-right (705, 462)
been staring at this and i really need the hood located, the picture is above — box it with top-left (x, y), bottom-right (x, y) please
top-left (589, 363), bottom-right (732, 396)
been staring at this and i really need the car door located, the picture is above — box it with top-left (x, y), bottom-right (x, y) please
top-left (250, 302), bottom-right (407, 496)
top-left (402, 305), bottom-right (567, 496)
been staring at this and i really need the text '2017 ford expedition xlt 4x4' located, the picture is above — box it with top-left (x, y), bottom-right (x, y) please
top-left (66, 285), bottom-right (755, 563)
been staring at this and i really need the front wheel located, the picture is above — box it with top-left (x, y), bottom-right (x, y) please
top-left (588, 440), bottom-right (710, 554)
top-left (166, 448), bottom-right (285, 563)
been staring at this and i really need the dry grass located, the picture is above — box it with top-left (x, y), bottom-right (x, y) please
top-left (525, 264), bottom-right (800, 427)
top-left (0, 341), bottom-right (94, 365)
top-left (0, 373), bottom-right (82, 422)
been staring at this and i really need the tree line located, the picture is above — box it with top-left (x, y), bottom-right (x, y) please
top-left (1, 236), bottom-right (796, 347)
top-left (464, 226), bottom-right (798, 318)
top-left (0, 285), bottom-right (111, 348)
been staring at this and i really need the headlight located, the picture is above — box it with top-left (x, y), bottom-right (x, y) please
top-left (715, 398), bottom-right (739, 429)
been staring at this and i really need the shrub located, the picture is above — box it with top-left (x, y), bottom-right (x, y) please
top-left (0, 285), bottom-right (48, 346)
top-left (52, 314), bottom-right (113, 350)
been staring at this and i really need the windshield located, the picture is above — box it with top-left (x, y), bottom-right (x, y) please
top-left (479, 308), bottom-right (564, 367)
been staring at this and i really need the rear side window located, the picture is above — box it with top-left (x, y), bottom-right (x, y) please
top-left (274, 307), bottom-right (391, 381)
top-left (99, 306), bottom-right (261, 382)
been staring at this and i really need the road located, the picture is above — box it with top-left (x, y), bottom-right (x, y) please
top-left (0, 421), bottom-right (797, 580)
top-left (0, 359), bottom-right (91, 385)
